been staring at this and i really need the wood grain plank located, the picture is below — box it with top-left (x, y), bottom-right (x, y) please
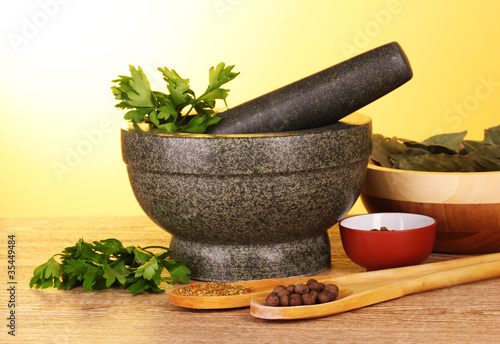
top-left (1, 216), bottom-right (500, 343)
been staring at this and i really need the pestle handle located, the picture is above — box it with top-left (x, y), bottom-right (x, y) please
top-left (206, 42), bottom-right (412, 134)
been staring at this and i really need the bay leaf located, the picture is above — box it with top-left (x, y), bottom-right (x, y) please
top-left (484, 128), bottom-right (500, 145)
top-left (392, 148), bottom-right (430, 169)
top-left (467, 145), bottom-right (500, 171)
top-left (484, 124), bottom-right (500, 142)
top-left (403, 140), bottom-right (457, 155)
top-left (472, 157), bottom-right (500, 171)
top-left (462, 140), bottom-right (493, 154)
top-left (370, 134), bottom-right (408, 168)
top-left (396, 153), bottom-right (489, 172)
top-left (422, 131), bottom-right (467, 152)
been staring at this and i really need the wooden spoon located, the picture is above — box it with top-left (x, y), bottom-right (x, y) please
top-left (169, 253), bottom-right (500, 314)
top-left (251, 255), bottom-right (500, 320)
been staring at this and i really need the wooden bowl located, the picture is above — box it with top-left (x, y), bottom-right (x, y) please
top-left (360, 164), bottom-right (500, 254)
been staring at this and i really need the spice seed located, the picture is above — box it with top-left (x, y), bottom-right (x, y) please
top-left (172, 282), bottom-right (253, 296)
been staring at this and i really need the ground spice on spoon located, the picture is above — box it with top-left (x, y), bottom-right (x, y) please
top-left (172, 282), bottom-right (253, 296)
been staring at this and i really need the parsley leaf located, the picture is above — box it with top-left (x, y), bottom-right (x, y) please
top-left (126, 278), bottom-right (149, 295)
top-left (82, 264), bottom-right (102, 292)
top-left (133, 247), bottom-right (153, 264)
top-left (112, 62), bottom-right (239, 133)
top-left (30, 238), bottom-right (191, 295)
top-left (111, 65), bottom-right (155, 109)
top-left (135, 256), bottom-right (159, 280)
top-left (205, 63), bottom-right (239, 104)
top-left (44, 256), bottom-right (62, 279)
top-left (29, 256), bottom-right (62, 289)
top-left (165, 264), bottom-right (191, 284)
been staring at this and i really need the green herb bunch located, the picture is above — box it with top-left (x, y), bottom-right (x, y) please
top-left (371, 124), bottom-right (500, 172)
top-left (30, 238), bottom-right (191, 295)
top-left (111, 62), bottom-right (239, 133)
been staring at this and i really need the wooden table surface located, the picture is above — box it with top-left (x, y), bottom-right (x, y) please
top-left (1, 216), bottom-right (500, 344)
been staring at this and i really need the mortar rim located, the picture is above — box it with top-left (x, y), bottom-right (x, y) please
top-left (121, 112), bottom-right (371, 139)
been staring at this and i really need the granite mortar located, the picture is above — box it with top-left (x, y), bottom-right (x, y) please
top-left (121, 113), bottom-right (372, 281)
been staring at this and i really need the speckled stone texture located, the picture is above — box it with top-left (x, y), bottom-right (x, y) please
top-left (121, 113), bottom-right (372, 281)
top-left (206, 42), bottom-right (411, 134)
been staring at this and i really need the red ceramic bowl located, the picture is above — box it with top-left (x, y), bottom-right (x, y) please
top-left (339, 213), bottom-right (437, 271)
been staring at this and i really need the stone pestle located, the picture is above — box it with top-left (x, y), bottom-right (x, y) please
top-left (205, 42), bottom-right (412, 134)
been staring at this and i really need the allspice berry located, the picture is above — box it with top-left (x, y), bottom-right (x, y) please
top-left (317, 292), bottom-right (334, 304)
top-left (276, 288), bottom-right (291, 298)
top-left (266, 282), bottom-right (339, 307)
top-left (294, 283), bottom-right (309, 294)
top-left (266, 293), bottom-right (280, 307)
top-left (289, 293), bottom-right (302, 306)
top-left (273, 285), bottom-right (287, 293)
top-left (302, 293), bottom-right (316, 305)
top-left (307, 279), bottom-right (322, 293)
top-left (323, 284), bottom-right (339, 300)
top-left (279, 294), bottom-right (290, 306)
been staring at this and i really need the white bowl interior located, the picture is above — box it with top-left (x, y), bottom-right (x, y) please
top-left (340, 213), bottom-right (435, 231)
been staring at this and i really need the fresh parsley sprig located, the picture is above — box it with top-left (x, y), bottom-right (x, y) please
top-left (111, 62), bottom-right (239, 133)
top-left (29, 238), bottom-right (191, 295)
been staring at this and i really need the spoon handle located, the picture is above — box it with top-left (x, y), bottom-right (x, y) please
top-left (332, 252), bottom-right (500, 285)
top-left (344, 259), bottom-right (500, 316)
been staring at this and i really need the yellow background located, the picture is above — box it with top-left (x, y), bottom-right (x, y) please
top-left (1, 0), bottom-right (499, 216)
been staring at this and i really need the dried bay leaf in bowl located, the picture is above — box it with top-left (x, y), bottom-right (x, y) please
top-left (370, 125), bottom-right (500, 172)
